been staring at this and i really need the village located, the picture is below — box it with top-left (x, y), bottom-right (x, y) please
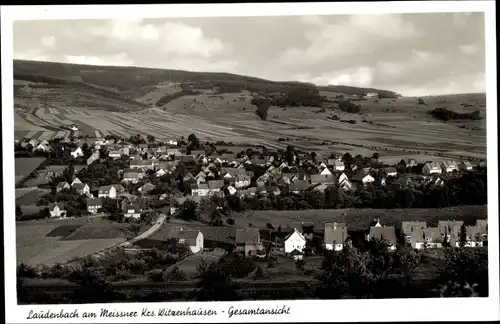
top-left (14, 128), bottom-right (489, 266)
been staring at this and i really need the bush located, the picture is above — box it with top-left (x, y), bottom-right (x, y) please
top-left (146, 269), bottom-right (165, 282)
top-left (226, 218), bottom-right (235, 225)
top-left (417, 97), bottom-right (427, 105)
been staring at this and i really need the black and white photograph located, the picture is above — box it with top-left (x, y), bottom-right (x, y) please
top-left (2, 2), bottom-right (498, 323)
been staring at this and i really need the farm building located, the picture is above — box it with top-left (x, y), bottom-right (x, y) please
top-left (235, 229), bottom-right (263, 257)
top-left (166, 228), bottom-right (204, 254)
top-left (284, 228), bottom-right (307, 254)
top-left (441, 160), bottom-right (459, 173)
top-left (71, 177), bottom-right (82, 186)
top-left (86, 198), bottom-right (103, 214)
top-left (423, 162), bottom-right (442, 175)
top-left (324, 222), bottom-right (348, 251)
top-left (459, 161), bottom-right (473, 171)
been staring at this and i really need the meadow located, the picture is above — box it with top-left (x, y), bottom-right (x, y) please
top-left (15, 157), bottom-right (46, 184)
top-left (16, 218), bottom-right (138, 266)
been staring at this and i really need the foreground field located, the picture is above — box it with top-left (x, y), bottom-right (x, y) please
top-left (16, 219), bottom-right (137, 266)
top-left (232, 205), bottom-right (488, 231)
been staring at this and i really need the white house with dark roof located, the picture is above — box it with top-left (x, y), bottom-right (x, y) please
top-left (401, 221), bottom-right (427, 243)
top-left (235, 228), bottom-right (263, 257)
top-left (352, 170), bottom-right (375, 184)
top-left (284, 228), bottom-right (307, 254)
top-left (441, 160), bottom-right (459, 173)
top-left (86, 198), bottom-right (103, 214)
top-left (122, 170), bottom-right (143, 183)
top-left (324, 222), bottom-right (348, 251)
top-left (423, 162), bottom-right (442, 175)
top-left (332, 159), bottom-right (345, 172)
top-left (71, 177), bottom-right (82, 186)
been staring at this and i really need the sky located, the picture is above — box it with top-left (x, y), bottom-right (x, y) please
top-left (13, 12), bottom-right (486, 96)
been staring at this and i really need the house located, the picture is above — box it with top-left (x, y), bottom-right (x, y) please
top-left (87, 153), bottom-right (99, 165)
top-left (310, 174), bottom-right (335, 185)
top-left (139, 183), bottom-right (156, 194)
top-left (98, 185), bottom-right (117, 198)
top-left (441, 160), bottom-right (459, 173)
top-left (73, 183), bottom-right (90, 195)
top-left (111, 184), bottom-right (125, 195)
top-left (398, 158), bottom-right (417, 169)
top-left (122, 170), bottom-right (143, 183)
top-left (366, 224), bottom-right (397, 250)
top-left (364, 92), bottom-right (379, 99)
top-left (289, 180), bottom-right (312, 194)
top-left (191, 183), bottom-right (210, 197)
top-left (208, 180), bottom-right (224, 194)
top-left (167, 139), bottom-right (178, 146)
top-left (352, 170), bottom-right (375, 184)
top-left (130, 159), bottom-right (154, 170)
top-left (235, 229), bottom-right (263, 257)
top-left (319, 167), bottom-right (333, 176)
top-left (437, 220), bottom-right (463, 245)
top-left (284, 228), bottom-right (307, 254)
top-left (165, 228), bottom-right (204, 254)
top-left (49, 203), bottom-right (67, 218)
top-left (166, 148), bottom-right (183, 157)
top-left (463, 226), bottom-right (485, 247)
top-left (35, 143), bottom-right (50, 152)
top-left (71, 147), bottom-right (84, 158)
top-left (423, 162), bottom-right (442, 175)
top-left (156, 168), bottom-right (168, 177)
top-left (338, 173), bottom-right (354, 191)
top-left (28, 139), bottom-right (39, 148)
top-left (289, 249), bottom-right (304, 261)
top-left (267, 186), bottom-right (281, 196)
top-left (410, 227), bottom-right (443, 249)
top-left (70, 125), bottom-right (78, 131)
top-left (221, 167), bottom-right (247, 179)
top-left (459, 161), bottom-right (473, 171)
top-left (71, 177), bottom-right (82, 186)
top-left (324, 222), bottom-right (348, 251)
top-left (86, 198), bottom-right (103, 214)
top-left (226, 185), bottom-right (238, 196)
top-left (108, 150), bottom-right (122, 159)
top-left (401, 221), bottom-right (427, 243)
top-left (56, 181), bottom-right (70, 192)
top-left (384, 167), bottom-right (398, 177)
top-left (195, 171), bottom-right (207, 180)
top-left (122, 199), bottom-right (148, 219)
top-left (234, 175), bottom-right (251, 189)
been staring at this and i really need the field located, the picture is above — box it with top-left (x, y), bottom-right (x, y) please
top-left (13, 60), bottom-right (486, 163)
top-left (167, 248), bottom-right (226, 279)
top-left (16, 218), bottom-right (135, 266)
top-left (232, 205), bottom-right (487, 231)
top-left (15, 188), bottom-right (49, 205)
top-left (14, 157), bottom-right (46, 185)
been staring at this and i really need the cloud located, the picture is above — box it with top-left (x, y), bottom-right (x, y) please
top-left (12, 13), bottom-right (486, 96)
top-left (41, 36), bottom-right (56, 49)
top-left (64, 53), bottom-right (134, 66)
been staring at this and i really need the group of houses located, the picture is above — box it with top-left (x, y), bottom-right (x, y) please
top-left (29, 136), bottom-right (478, 220)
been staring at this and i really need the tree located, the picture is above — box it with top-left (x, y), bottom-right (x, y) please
top-left (194, 260), bottom-right (241, 301)
top-left (295, 259), bottom-right (305, 271)
top-left (372, 152), bottom-right (380, 160)
top-left (147, 135), bottom-right (155, 143)
top-left (16, 205), bottom-right (23, 219)
top-left (459, 223), bottom-right (467, 247)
